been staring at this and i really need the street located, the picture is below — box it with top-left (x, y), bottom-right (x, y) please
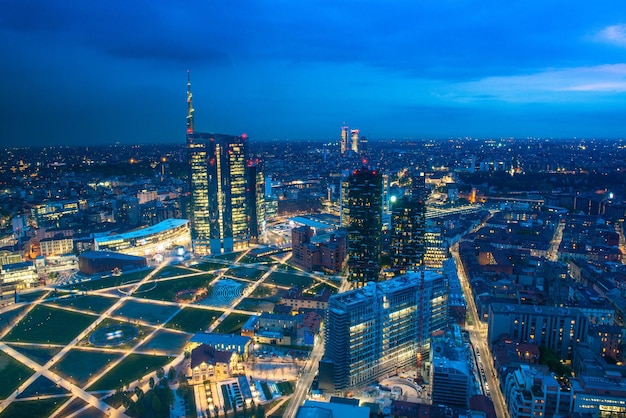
top-left (450, 243), bottom-right (509, 418)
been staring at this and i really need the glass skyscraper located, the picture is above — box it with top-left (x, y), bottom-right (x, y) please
top-left (344, 167), bottom-right (383, 286)
top-left (188, 133), bottom-right (250, 254)
top-left (389, 171), bottom-right (426, 274)
top-left (186, 74), bottom-right (263, 254)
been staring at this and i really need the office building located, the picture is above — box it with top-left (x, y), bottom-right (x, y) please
top-left (344, 167), bottom-right (383, 285)
top-left (39, 236), bottom-right (73, 257)
top-left (340, 124), bottom-right (349, 154)
top-left (350, 129), bottom-right (359, 153)
top-left (424, 227), bottom-right (448, 270)
top-left (186, 73), bottom-right (263, 254)
top-left (319, 270), bottom-right (448, 391)
top-left (430, 342), bottom-right (471, 409)
top-left (340, 124), bottom-right (362, 155)
top-left (246, 159), bottom-right (266, 244)
top-left (389, 172), bottom-right (426, 274)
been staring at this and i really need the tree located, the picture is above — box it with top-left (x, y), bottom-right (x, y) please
top-left (151, 395), bottom-right (162, 414)
top-left (156, 367), bottom-right (165, 379)
top-left (168, 366), bottom-right (176, 381)
top-left (149, 376), bottom-right (155, 389)
top-left (256, 404), bottom-right (265, 418)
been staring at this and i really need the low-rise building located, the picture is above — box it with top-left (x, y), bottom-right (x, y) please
top-left (39, 236), bottom-right (74, 257)
top-left (189, 333), bottom-right (252, 360)
top-left (77, 251), bottom-right (147, 275)
top-left (241, 311), bottom-right (322, 347)
top-left (94, 218), bottom-right (191, 257)
top-left (0, 261), bottom-right (39, 290)
top-left (189, 344), bottom-right (240, 383)
top-left (279, 286), bottom-right (332, 312)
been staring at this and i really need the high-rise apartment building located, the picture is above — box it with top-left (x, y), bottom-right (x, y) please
top-left (344, 167), bottom-right (383, 285)
top-left (186, 73), bottom-right (264, 254)
top-left (319, 270), bottom-right (448, 391)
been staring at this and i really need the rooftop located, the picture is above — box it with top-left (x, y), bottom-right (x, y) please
top-left (94, 218), bottom-right (189, 243)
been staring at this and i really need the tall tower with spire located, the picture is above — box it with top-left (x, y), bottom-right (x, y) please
top-left (186, 73), bottom-right (265, 255)
top-left (186, 70), bottom-right (194, 134)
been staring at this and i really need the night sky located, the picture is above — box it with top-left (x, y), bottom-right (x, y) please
top-left (1, 1), bottom-right (625, 148)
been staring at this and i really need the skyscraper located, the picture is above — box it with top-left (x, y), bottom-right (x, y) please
top-left (340, 124), bottom-right (349, 155)
top-left (389, 171), bottom-right (426, 274)
top-left (344, 167), bottom-right (383, 286)
top-left (246, 159), bottom-right (266, 244)
top-left (186, 73), bottom-right (263, 254)
top-left (350, 129), bottom-right (359, 153)
top-left (340, 124), bottom-right (362, 155)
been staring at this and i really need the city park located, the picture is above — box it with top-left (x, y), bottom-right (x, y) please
top-left (0, 249), bottom-right (334, 417)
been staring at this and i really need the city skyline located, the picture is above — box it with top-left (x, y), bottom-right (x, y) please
top-left (2, 1), bottom-right (626, 148)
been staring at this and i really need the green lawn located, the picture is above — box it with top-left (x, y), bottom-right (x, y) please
top-left (248, 285), bottom-right (284, 300)
top-left (88, 354), bottom-right (174, 391)
top-left (16, 289), bottom-right (50, 303)
top-left (52, 398), bottom-right (88, 418)
top-left (0, 396), bottom-right (69, 418)
top-left (79, 318), bottom-right (146, 349)
top-left (264, 271), bottom-right (313, 288)
top-left (6, 345), bottom-right (62, 366)
top-left (135, 274), bottom-right (215, 301)
top-left (2, 305), bottom-right (96, 345)
top-left (0, 351), bottom-right (34, 399)
top-left (0, 305), bottom-right (28, 335)
top-left (52, 349), bottom-right (123, 387)
top-left (153, 265), bottom-right (197, 279)
top-left (68, 268), bottom-right (154, 290)
top-left (309, 283), bottom-right (339, 294)
top-left (16, 375), bottom-right (69, 398)
top-left (213, 313), bottom-right (251, 334)
top-left (212, 252), bottom-right (244, 261)
top-left (235, 298), bottom-right (275, 312)
top-left (226, 266), bottom-right (267, 281)
top-left (47, 294), bottom-right (117, 314)
top-left (164, 307), bottom-right (222, 333)
top-left (112, 300), bottom-right (180, 325)
top-left (137, 329), bottom-right (189, 353)
top-left (189, 261), bottom-right (230, 271)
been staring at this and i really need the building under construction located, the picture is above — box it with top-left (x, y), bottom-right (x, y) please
top-left (318, 270), bottom-right (448, 391)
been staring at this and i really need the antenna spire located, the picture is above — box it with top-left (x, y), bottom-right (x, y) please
top-left (186, 70), bottom-right (194, 134)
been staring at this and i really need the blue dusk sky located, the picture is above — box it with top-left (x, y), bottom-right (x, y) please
top-left (1, 1), bottom-right (625, 147)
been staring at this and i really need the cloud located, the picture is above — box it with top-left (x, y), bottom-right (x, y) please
top-left (597, 24), bottom-right (626, 47)
top-left (3, 0), bottom-right (624, 81)
top-left (446, 64), bottom-right (626, 103)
